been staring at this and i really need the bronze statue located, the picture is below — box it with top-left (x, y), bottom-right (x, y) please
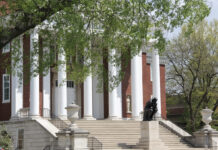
top-left (143, 98), bottom-right (158, 121)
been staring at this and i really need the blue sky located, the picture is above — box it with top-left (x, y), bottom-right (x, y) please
top-left (207, 0), bottom-right (218, 21)
top-left (167, 0), bottom-right (218, 39)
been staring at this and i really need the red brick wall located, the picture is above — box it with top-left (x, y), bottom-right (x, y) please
top-left (121, 53), bottom-right (166, 119)
top-left (39, 38), bottom-right (43, 116)
top-left (22, 34), bottom-right (43, 117)
top-left (103, 55), bottom-right (109, 118)
top-left (39, 75), bottom-right (43, 116)
top-left (81, 83), bottom-right (84, 118)
top-left (0, 48), bottom-right (11, 121)
top-left (23, 34), bottom-right (30, 108)
top-left (160, 64), bottom-right (167, 119)
top-left (121, 53), bottom-right (154, 118)
top-left (121, 61), bottom-right (131, 118)
top-left (50, 70), bottom-right (53, 117)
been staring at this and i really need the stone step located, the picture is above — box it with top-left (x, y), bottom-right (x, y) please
top-left (80, 129), bottom-right (140, 131)
top-left (169, 148), bottom-right (204, 149)
top-left (102, 148), bottom-right (143, 150)
top-left (51, 119), bottom-right (206, 150)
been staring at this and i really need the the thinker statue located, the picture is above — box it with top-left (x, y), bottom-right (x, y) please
top-left (143, 98), bottom-right (158, 121)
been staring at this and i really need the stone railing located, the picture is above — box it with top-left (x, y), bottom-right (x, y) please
top-left (160, 115), bottom-right (218, 149)
top-left (159, 120), bottom-right (196, 146)
top-left (88, 137), bottom-right (103, 150)
top-left (49, 119), bottom-right (70, 130)
top-left (159, 120), bottom-right (191, 137)
top-left (17, 108), bottom-right (51, 119)
top-left (18, 108), bottom-right (30, 118)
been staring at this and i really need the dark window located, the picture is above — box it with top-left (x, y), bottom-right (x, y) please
top-left (2, 74), bottom-right (10, 103)
top-left (67, 81), bottom-right (74, 88)
top-left (55, 80), bottom-right (58, 87)
top-left (55, 80), bottom-right (74, 88)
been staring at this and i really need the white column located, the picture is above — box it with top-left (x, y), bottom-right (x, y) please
top-left (83, 74), bottom-right (95, 120)
top-left (11, 36), bottom-right (23, 119)
top-left (83, 47), bottom-right (95, 120)
top-left (43, 46), bottom-right (51, 118)
top-left (57, 48), bottom-right (67, 120)
top-left (93, 75), bottom-right (104, 119)
top-left (108, 49), bottom-right (122, 120)
top-left (131, 50), bottom-right (143, 120)
top-left (29, 29), bottom-right (40, 117)
top-left (152, 49), bottom-right (161, 119)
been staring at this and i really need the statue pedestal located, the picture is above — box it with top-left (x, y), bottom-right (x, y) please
top-left (137, 121), bottom-right (168, 150)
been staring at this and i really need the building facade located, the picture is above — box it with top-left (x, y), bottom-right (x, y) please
top-left (0, 30), bottom-right (166, 122)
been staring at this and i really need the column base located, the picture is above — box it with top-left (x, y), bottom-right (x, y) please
top-left (83, 116), bottom-right (96, 120)
top-left (154, 113), bottom-right (162, 121)
top-left (107, 116), bottom-right (122, 120)
top-left (29, 115), bottom-right (41, 120)
top-left (131, 116), bottom-right (142, 121)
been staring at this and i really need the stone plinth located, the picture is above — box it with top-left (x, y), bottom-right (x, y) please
top-left (56, 128), bottom-right (89, 150)
top-left (137, 121), bottom-right (168, 150)
top-left (194, 129), bottom-right (218, 148)
top-left (193, 108), bottom-right (218, 149)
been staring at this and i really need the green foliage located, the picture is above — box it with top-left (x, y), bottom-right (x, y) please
top-left (0, 125), bottom-right (12, 150)
top-left (166, 20), bottom-right (218, 132)
top-left (166, 93), bottom-right (185, 106)
top-left (0, 0), bottom-right (211, 88)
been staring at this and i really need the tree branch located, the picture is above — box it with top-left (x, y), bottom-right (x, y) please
top-left (0, 0), bottom-right (73, 49)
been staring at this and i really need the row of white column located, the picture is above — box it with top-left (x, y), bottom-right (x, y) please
top-left (11, 30), bottom-right (161, 120)
top-left (83, 49), bottom-right (162, 120)
top-left (11, 29), bottom-right (51, 119)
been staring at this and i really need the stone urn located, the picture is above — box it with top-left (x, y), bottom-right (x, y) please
top-left (201, 108), bottom-right (213, 130)
top-left (65, 103), bottom-right (80, 130)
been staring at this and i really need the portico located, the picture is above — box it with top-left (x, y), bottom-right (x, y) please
top-left (10, 32), bottom-right (165, 121)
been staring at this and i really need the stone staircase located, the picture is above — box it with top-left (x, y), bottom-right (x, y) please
top-left (76, 120), bottom-right (142, 150)
top-left (50, 119), bottom-right (206, 150)
top-left (159, 125), bottom-right (205, 150)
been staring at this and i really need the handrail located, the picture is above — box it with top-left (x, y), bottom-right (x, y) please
top-left (159, 120), bottom-right (191, 137)
top-left (88, 137), bottom-right (102, 150)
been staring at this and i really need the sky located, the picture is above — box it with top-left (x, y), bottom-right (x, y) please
top-left (207, 0), bottom-right (218, 22)
top-left (167, 0), bottom-right (218, 39)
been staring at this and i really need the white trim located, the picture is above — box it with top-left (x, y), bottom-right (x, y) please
top-left (2, 74), bottom-right (10, 103)
top-left (2, 43), bottom-right (10, 53)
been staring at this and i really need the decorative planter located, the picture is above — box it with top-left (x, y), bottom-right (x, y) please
top-left (65, 103), bottom-right (80, 130)
top-left (201, 108), bottom-right (213, 130)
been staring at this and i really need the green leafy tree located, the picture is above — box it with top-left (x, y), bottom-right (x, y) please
top-left (0, 125), bottom-right (12, 150)
top-left (0, 0), bottom-right (210, 86)
top-left (166, 20), bottom-right (218, 132)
